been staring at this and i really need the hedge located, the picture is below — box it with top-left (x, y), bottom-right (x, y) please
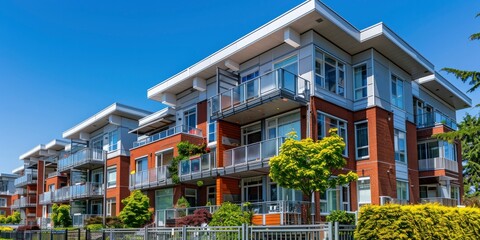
top-left (354, 204), bottom-right (480, 240)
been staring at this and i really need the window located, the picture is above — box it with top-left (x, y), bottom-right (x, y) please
top-left (241, 71), bottom-right (259, 83)
top-left (451, 186), bottom-right (460, 202)
top-left (184, 107), bottom-right (197, 130)
top-left (314, 50), bottom-right (345, 97)
top-left (396, 180), bottom-right (409, 201)
top-left (0, 198), bottom-right (6, 207)
top-left (266, 111), bottom-right (301, 140)
top-left (391, 75), bottom-right (404, 109)
top-left (91, 200), bottom-right (103, 214)
top-left (48, 184), bottom-right (55, 192)
top-left (317, 112), bottom-right (347, 156)
top-left (136, 157), bottom-right (148, 172)
top-left (394, 130), bottom-right (407, 163)
top-left (185, 188), bottom-right (197, 207)
top-left (320, 185), bottom-right (350, 213)
top-left (107, 167), bottom-right (117, 188)
top-left (242, 122), bottom-right (262, 145)
top-left (414, 99), bottom-right (433, 126)
top-left (354, 64), bottom-right (367, 100)
top-left (417, 141), bottom-right (456, 161)
top-left (420, 185), bottom-right (438, 198)
top-left (0, 210), bottom-right (5, 216)
top-left (242, 177), bottom-right (263, 203)
top-left (355, 121), bottom-right (369, 159)
top-left (208, 121), bottom-right (216, 143)
top-left (207, 186), bottom-right (216, 205)
top-left (106, 198), bottom-right (117, 217)
top-left (108, 130), bottom-right (118, 152)
top-left (358, 178), bottom-right (371, 207)
top-left (443, 141), bottom-right (457, 161)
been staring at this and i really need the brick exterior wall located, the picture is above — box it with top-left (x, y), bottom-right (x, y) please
top-left (106, 155), bottom-right (131, 215)
top-left (406, 121), bottom-right (420, 204)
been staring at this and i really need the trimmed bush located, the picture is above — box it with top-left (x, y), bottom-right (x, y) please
top-left (326, 210), bottom-right (355, 225)
top-left (0, 226), bottom-right (13, 232)
top-left (85, 224), bottom-right (103, 231)
top-left (178, 208), bottom-right (212, 226)
top-left (355, 204), bottom-right (480, 240)
top-left (210, 202), bottom-right (252, 226)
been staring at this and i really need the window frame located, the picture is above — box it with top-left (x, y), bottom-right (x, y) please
top-left (396, 180), bottom-right (409, 201)
top-left (391, 75), bottom-right (404, 109)
top-left (353, 63), bottom-right (368, 100)
top-left (314, 48), bottom-right (346, 97)
top-left (357, 177), bottom-right (371, 208)
top-left (107, 166), bottom-right (117, 188)
top-left (355, 120), bottom-right (369, 160)
top-left (184, 107), bottom-right (197, 130)
top-left (108, 129), bottom-right (119, 152)
top-left (317, 111), bottom-right (348, 156)
top-left (394, 129), bottom-right (407, 164)
top-left (0, 198), bottom-right (6, 207)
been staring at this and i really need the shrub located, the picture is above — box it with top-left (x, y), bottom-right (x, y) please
top-left (5, 216), bottom-right (12, 224)
top-left (210, 202), bottom-right (252, 226)
top-left (10, 212), bottom-right (21, 224)
top-left (355, 204), bottom-right (480, 240)
top-left (175, 197), bottom-right (190, 209)
top-left (85, 216), bottom-right (103, 225)
top-left (0, 216), bottom-right (5, 224)
top-left (326, 210), bottom-right (355, 225)
top-left (119, 190), bottom-right (152, 228)
top-left (51, 204), bottom-right (72, 228)
top-left (16, 225), bottom-right (40, 231)
top-left (0, 226), bottom-right (13, 232)
top-left (178, 208), bottom-right (212, 226)
top-left (105, 216), bottom-right (123, 228)
top-left (86, 224), bottom-right (103, 231)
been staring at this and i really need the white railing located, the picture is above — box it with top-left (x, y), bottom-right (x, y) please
top-left (179, 152), bottom-right (216, 179)
top-left (209, 68), bottom-right (310, 118)
top-left (223, 137), bottom-right (285, 168)
top-left (133, 125), bottom-right (203, 148)
top-left (14, 172), bottom-right (38, 187)
top-left (58, 148), bottom-right (106, 171)
top-left (39, 191), bottom-right (55, 204)
top-left (421, 197), bottom-right (458, 207)
top-left (11, 196), bottom-right (36, 208)
top-left (130, 166), bottom-right (170, 189)
top-left (418, 157), bottom-right (458, 173)
top-left (70, 182), bottom-right (104, 199)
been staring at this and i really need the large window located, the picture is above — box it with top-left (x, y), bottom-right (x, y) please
top-left (185, 188), bottom-right (197, 207)
top-left (108, 130), bottom-right (118, 152)
top-left (317, 112), bottom-right (347, 156)
top-left (355, 121), bottom-right (369, 159)
top-left (394, 130), bottom-right (407, 163)
top-left (207, 186), bottom-right (216, 205)
top-left (451, 186), bottom-right (460, 202)
top-left (0, 198), bottom-right (6, 207)
top-left (208, 121), bottom-right (216, 143)
top-left (396, 180), bottom-right (409, 201)
top-left (391, 75), bottom-right (404, 109)
top-left (242, 177), bottom-right (263, 203)
top-left (417, 141), bottom-right (456, 161)
top-left (136, 157), bottom-right (148, 172)
top-left (184, 107), bottom-right (197, 130)
top-left (315, 50), bottom-right (345, 97)
top-left (354, 64), bottom-right (367, 100)
top-left (106, 198), bottom-right (117, 217)
top-left (358, 178), bottom-right (371, 208)
top-left (266, 111), bottom-right (301, 140)
top-left (320, 185), bottom-right (350, 213)
top-left (107, 166), bottom-right (117, 188)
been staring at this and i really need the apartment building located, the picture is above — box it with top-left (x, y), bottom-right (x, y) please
top-left (11, 164), bottom-right (37, 225)
top-left (0, 173), bottom-right (17, 217)
top-left (19, 103), bottom-right (150, 227)
top-left (130, 0), bottom-right (471, 226)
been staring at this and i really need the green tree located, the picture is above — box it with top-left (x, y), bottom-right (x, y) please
top-left (442, 13), bottom-right (480, 93)
top-left (51, 204), bottom-right (72, 227)
top-left (119, 190), bottom-right (152, 228)
top-left (435, 114), bottom-right (480, 196)
top-left (10, 211), bottom-right (21, 224)
top-left (269, 130), bottom-right (357, 221)
top-left (209, 202), bottom-right (252, 226)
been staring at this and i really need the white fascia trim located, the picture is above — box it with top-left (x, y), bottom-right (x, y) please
top-left (12, 166), bottom-right (24, 174)
top-left (147, 0), bottom-right (317, 100)
top-left (19, 144), bottom-right (45, 160)
top-left (62, 103), bottom-right (151, 139)
top-left (416, 73), bottom-right (472, 107)
top-left (138, 107), bottom-right (176, 127)
top-left (45, 139), bottom-right (69, 150)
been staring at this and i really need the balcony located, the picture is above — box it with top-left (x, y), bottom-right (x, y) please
top-left (70, 182), bottom-right (104, 200)
top-left (208, 69), bottom-right (310, 125)
top-left (58, 148), bottom-right (106, 172)
top-left (130, 166), bottom-right (172, 190)
top-left (418, 157), bottom-right (458, 173)
top-left (133, 125), bottom-right (203, 148)
top-left (421, 197), bottom-right (458, 207)
top-left (14, 172), bottom-right (38, 188)
top-left (47, 171), bottom-right (67, 179)
top-left (39, 191), bottom-right (55, 205)
top-left (220, 137), bottom-right (284, 176)
top-left (11, 196), bottom-right (36, 209)
top-left (179, 152), bottom-right (217, 182)
top-left (416, 112), bottom-right (457, 130)
top-left (72, 214), bottom-right (103, 227)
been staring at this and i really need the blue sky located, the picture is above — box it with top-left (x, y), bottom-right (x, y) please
top-left (0, 0), bottom-right (478, 173)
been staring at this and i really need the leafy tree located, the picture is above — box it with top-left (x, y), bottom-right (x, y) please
top-left (442, 13), bottom-right (480, 93)
top-left (178, 208), bottom-right (212, 226)
top-left (10, 211), bottom-right (21, 224)
top-left (119, 190), bottom-right (152, 228)
top-left (269, 130), bottom-right (357, 221)
top-left (51, 204), bottom-right (72, 227)
top-left (326, 210), bottom-right (355, 225)
top-left (435, 114), bottom-right (480, 196)
top-left (175, 196), bottom-right (190, 208)
top-left (210, 202), bottom-right (252, 226)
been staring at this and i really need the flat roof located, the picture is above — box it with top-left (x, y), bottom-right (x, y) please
top-left (147, 0), bottom-right (446, 103)
top-left (19, 139), bottom-right (69, 160)
top-left (62, 103), bottom-right (152, 139)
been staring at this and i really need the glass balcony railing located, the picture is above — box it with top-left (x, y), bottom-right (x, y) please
top-left (11, 196), bottom-right (36, 209)
top-left (72, 214), bottom-right (103, 227)
top-left (39, 191), bottom-right (55, 205)
top-left (130, 166), bottom-right (170, 190)
top-left (418, 157), bottom-right (458, 173)
top-left (421, 197), bottom-right (458, 207)
top-left (14, 172), bottom-right (38, 187)
top-left (179, 152), bottom-right (216, 180)
top-left (70, 182), bottom-right (104, 199)
top-left (223, 137), bottom-right (285, 169)
top-left (209, 68), bottom-right (310, 118)
top-left (57, 148), bottom-right (106, 172)
top-left (416, 111), bottom-right (458, 130)
top-left (133, 125), bottom-right (203, 148)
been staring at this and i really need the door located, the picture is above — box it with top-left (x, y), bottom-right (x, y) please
top-left (136, 157), bottom-right (148, 184)
top-left (91, 137), bottom-right (103, 159)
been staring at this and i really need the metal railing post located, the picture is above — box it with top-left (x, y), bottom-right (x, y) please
top-left (144, 226), bottom-right (148, 240)
top-left (77, 228), bottom-right (80, 240)
top-left (334, 222), bottom-right (339, 240)
top-left (65, 229), bottom-right (68, 240)
top-left (327, 222), bottom-right (333, 240)
top-left (182, 225), bottom-right (187, 240)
